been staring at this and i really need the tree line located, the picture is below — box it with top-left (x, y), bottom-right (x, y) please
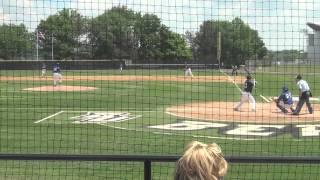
top-left (0, 6), bottom-right (268, 65)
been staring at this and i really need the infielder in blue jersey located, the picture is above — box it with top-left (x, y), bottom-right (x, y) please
top-left (275, 86), bottom-right (294, 113)
top-left (53, 62), bottom-right (62, 86)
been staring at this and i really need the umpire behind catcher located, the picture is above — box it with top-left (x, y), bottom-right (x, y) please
top-left (292, 74), bottom-right (313, 115)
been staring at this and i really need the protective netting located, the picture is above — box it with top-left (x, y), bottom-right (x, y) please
top-left (1, 0), bottom-right (320, 179)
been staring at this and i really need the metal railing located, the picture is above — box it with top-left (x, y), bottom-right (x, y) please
top-left (0, 154), bottom-right (320, 180)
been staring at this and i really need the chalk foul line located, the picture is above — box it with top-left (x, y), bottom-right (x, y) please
top-left (34, 111), bottom-right (64, 123)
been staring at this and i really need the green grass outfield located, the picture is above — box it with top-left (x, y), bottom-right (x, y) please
top-left (1, 69), bottom-right (320, 179)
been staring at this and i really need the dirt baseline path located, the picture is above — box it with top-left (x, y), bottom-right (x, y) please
top-left (167, 102), bottom-right (320, 124)
top-left (2, 75), bottom-right (243, 92)
top-left (0, 75), bottom-right (244, 83)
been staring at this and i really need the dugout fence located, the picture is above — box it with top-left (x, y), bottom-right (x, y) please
top-left (1, 0), bottom-right (320, 179)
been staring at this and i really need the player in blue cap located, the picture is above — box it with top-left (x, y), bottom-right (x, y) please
top-left (53, 62), bottom-right (62, 86)
top-left (275, 86), bottom-right (294, 113)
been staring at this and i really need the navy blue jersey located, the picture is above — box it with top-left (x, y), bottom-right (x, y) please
top-left (244, 80), bottom-right (254, 93)
top-left (278, 91), bottom-right (293, 105)
top-left (53, 64), bottom-right (61, 73)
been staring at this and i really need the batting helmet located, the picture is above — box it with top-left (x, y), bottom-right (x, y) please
top-left (296, 74), bottom-right (302, 80)
top-left (282, 86), bottom-right (288, 92)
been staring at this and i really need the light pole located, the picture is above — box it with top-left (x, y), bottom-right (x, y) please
top-left (36, 30), bottom-right (39, 61)
top-left (217, 32), bottom-right (221, 69)
top-left (51, 33), bottom-right (54, 61)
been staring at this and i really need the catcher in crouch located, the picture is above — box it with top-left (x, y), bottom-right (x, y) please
top-left (275, 86), bottom-right (294, 113)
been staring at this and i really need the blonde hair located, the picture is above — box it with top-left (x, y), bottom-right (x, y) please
top-left (175, 141), bottom-right (228, 180)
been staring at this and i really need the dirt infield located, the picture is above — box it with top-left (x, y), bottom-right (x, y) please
top-left (0, 75), bottom-right (244, 83)
top-left (23, 85), bottom-right (97, 92)
top-left (167, 102), bottom-right (320, 124)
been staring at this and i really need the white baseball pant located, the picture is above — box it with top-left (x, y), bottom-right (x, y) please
top-left (53, 73), bottom-right (62, 86)
top-left (235, 91), bottom-right (256, 111)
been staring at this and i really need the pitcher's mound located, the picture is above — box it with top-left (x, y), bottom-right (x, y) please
top-left (24, 85), bottom-right (97, 92)
top-left (167, 101), bottom-right (320, 124)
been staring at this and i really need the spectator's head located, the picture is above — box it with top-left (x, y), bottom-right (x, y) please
top-left (175, 141), bottom-right (228, 180)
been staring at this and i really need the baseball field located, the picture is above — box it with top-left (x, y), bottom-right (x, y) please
top-left (1, 67), bottom-right (320, 179)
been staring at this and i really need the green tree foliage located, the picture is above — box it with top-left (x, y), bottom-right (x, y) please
top-left (135, 14), bottom-right (162, 62)
top-left (194, 17), bottom-right (267, 65)
top-left (159, 26), bottom-right (192, 63)
top-left (90, 6), bottom-right (138, 59)
top-left (184, 31), bottom-right (199, 62)
top-left (90, 7), bottom-right (191, 62)
top-left (37, 9), bottom-right (87, 60)
top-left (0, 24), bottom-right (32, 59)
